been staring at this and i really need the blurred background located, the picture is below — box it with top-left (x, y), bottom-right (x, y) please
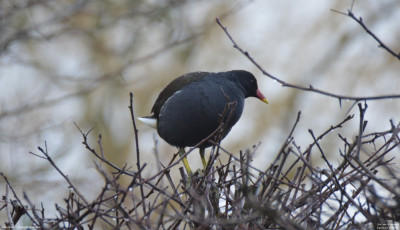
top-left (1, 0), bottom-right (399, 223)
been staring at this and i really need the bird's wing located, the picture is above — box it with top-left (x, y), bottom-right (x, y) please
top-left (151, 71), bottom-right (211, 118)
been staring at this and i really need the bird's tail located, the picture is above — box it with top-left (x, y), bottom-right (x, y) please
top-left (137, 116), bottom-right (157, 129)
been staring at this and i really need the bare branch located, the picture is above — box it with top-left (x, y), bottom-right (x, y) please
top-left (216, 18), bottom-right (400, 101)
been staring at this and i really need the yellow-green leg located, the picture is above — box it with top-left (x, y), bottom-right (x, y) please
top-left (199, 148), bottom-right (207, 169)
top-left (179, 148), bottom-right (192, 175)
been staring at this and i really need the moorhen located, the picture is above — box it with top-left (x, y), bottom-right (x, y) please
top-left (139, 70), bottom-right (268, 174)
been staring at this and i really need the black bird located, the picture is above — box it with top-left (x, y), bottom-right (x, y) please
top-left (139, 70), bottom-right (268, 174)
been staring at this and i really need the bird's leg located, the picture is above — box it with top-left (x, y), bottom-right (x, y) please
top-left (199, 148), bottom-right (207, 169)
top-left (179, 148), bottom-right (193, 175)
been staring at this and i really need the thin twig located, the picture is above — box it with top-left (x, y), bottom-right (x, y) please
top-left (215, 18), bottom-right (400, 101)
top-left (330, 8), bottom-right (400, 60)
top-left (129, 92), bottom-right (148, 223)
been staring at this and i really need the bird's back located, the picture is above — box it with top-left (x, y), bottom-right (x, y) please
top-left (157, 74), bottom-right (245, 148)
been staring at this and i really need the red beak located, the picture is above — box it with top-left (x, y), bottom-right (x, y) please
top-left (256, 89), bottom-right (269, 104)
